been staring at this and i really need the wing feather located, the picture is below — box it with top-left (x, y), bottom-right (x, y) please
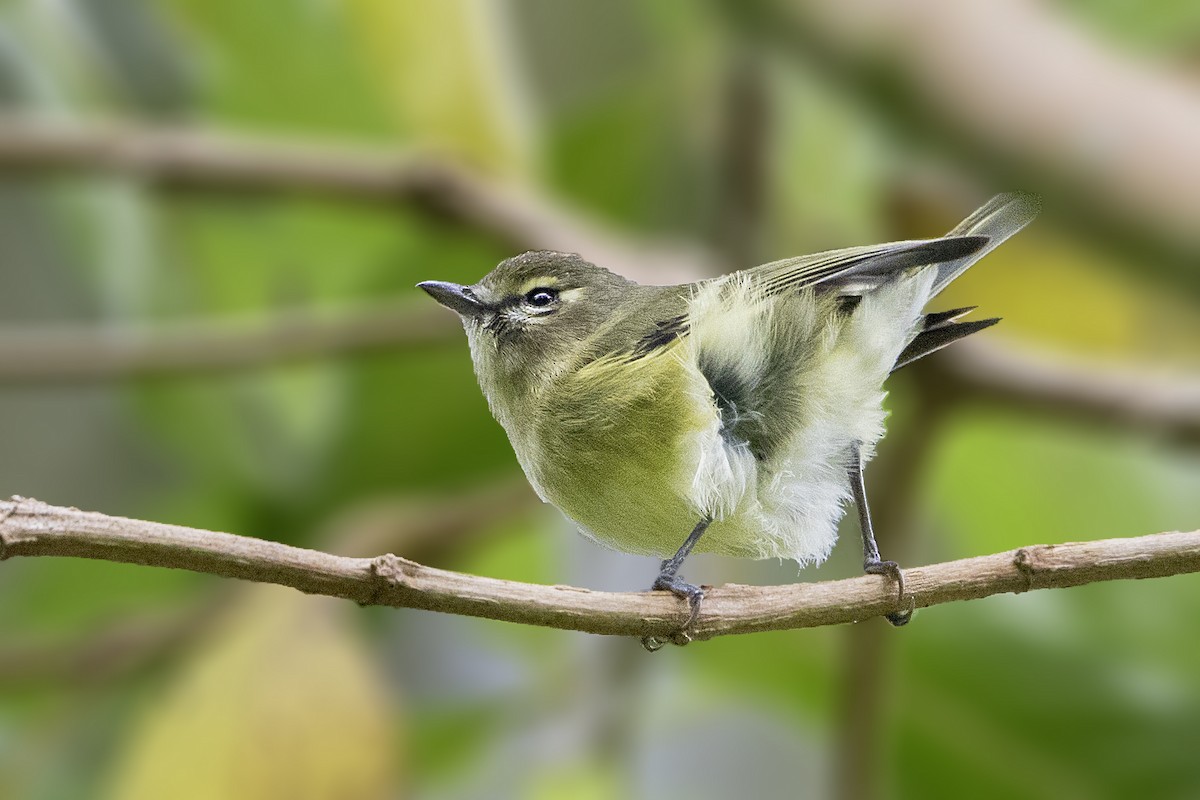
top-left (747, 236), bottom-right (988, 296)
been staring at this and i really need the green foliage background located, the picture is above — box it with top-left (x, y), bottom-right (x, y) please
top-left (0, 2), bottom-right (1197, 799)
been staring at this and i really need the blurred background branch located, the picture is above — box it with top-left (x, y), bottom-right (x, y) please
top-left (0, 118), bottom-right (1193, 449)
top-left (0, 116), bottom-right (711, 284)
top-left (720, 0), bottom-right (1200, 295)
top-left (933, 338), bottom-right (1200, 446)
top-left (0, 297), bottom-right (455, 382)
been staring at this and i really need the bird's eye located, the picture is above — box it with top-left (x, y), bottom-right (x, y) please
top-left (525, 287), bottom-right (559, 307)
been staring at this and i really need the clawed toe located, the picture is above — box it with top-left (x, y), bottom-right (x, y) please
top-left (641, 575), bottom-right (705, 652)
top-left (865, 558), bottom-right (914, 626)
top-left (885, 596), bottom-right (916, 627)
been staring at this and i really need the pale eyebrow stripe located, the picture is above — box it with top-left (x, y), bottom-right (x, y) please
top-left (517, 276), bottom-right (561, 294)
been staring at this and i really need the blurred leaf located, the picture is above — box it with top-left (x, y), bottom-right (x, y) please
top-left (131, 370), bottom-right (341, 505)
top-left (157, 196), bottom-right (416, 316)
top-left (895, 590), bottom-right (1200, 800)
top-left (547, 82), bottom-right (709, 234)
top-left (69, 0), bottom-right (197, 115)
top-left (514, 0), bottom-right (721, 235)
top-left (527, 760), bottom-right (620, 800)
top-left (343, 0), bottom-right (536, 175)
top-left (689, 627), bottom-right (841, 720)
top-left (324, 353), bottom-right (516, 501)
top-left (106, 588), bottom-right (398, 800)
top-left (0, 559), bottom-right (202, 636)
top-left (926, 411), bottom-right (1200, 556)
top-left (939, 227), bottom-right (1200, 366)
top-left (406, 705), bottom-right (504, 785)
top-left (770, 64), bottom-right (888, 253)
top-left (163, 0), bottom-right (391, 135)
top-left (1059, 0), bottom-right (1200, 54)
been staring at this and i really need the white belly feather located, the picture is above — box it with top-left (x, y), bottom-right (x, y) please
top-left (672, 268), bottom-right (937, 564)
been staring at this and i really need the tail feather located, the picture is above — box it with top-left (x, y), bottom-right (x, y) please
top-left (893, 316), bottom-right (1000, 371)
top-left (931, 192), bottom-right (1040, 297)
top-left (921, 306), bottom-right (977, 331)
top-left (891, 194), bottom-right (1038, 370)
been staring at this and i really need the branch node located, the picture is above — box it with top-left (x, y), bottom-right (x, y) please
top-left (364, 553), bottom-right (419, 606)
top-left (1013, 547), bottom-right (1037, 592)
top-left (0, 496), bottom-right (25, 561)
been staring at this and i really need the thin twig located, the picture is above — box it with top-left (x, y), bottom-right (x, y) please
top-left (1, 497), bottom-right (1196, 642)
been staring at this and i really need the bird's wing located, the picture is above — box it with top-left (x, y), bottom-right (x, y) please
top-left (580, 286), bottom-right (694, 363)
top-left (741, 193), bottom-right (1040, 298)
top-left (608, 236), bottom-right (988, 363)
top-left (745, 236), bottom-right (989, 297)
top-left (608, 194), bottom-right (1039, 366)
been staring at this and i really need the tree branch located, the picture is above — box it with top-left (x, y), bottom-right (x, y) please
top-left (2, 497), bottom-right (1196, 642)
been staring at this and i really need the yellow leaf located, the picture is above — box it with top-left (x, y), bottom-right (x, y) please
top-left (526, 760), bottom-right (621, 800)
top-left (107, 589), bottom-right (399, 800)
top-left (345, 0), bottom-right (536, 176)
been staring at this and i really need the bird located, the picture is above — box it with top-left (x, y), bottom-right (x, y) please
top-left (419, 192), bottom-right (1039, 649)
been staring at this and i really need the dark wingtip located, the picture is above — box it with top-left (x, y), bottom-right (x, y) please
top-left (946, 235), bottom-right (991, 258)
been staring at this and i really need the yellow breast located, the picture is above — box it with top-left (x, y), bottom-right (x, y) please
top-left (515, 345), bottom-right (717, 556)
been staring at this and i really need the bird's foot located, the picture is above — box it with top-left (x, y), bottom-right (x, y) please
top-left (641, 573), bottom-right (705, 652)
top-left (864, 558), bottom-right (915, 626)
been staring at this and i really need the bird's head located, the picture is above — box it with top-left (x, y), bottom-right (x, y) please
top-left (419, 250), bottom-right (634, 406)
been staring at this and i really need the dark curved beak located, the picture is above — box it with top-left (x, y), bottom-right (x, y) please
top-left (417, 281), bottom-right (485, 318)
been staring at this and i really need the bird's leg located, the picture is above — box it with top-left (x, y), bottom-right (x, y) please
top-left (849, 443), bottom-right (914, 626)
top-left (641, 517), bottom-right (712, 651)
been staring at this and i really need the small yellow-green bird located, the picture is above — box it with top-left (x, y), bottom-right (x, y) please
top-left (420, 193), bottom-right (1038, 647)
